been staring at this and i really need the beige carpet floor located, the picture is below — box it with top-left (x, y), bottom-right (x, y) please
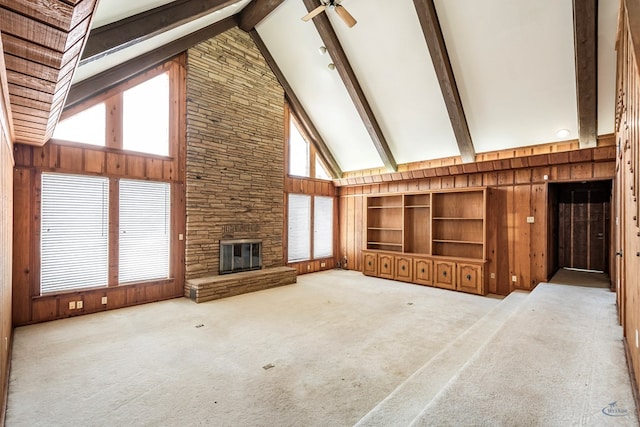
top-left (411, 269), bottom-right (638, 426)
top-left (6, 270), bottom-right (500, 426)
top-left (5, 269), bottom-right (636, 426)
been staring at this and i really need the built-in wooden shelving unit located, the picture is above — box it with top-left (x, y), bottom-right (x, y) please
top-left (363, 188), bottom-right (490, 295)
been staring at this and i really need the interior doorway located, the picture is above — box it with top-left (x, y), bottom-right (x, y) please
top-left (548, 180), bottom-right (612, 276)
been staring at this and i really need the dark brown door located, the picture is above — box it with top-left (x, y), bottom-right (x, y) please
top-left (557, 182), bottom-right (611, 272)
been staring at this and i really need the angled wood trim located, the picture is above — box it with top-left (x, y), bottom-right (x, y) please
top-left (238, 0), bottom-right (285, 32)
top-left (249, 29), bottom-right (342, 178)
top-left (413, 0), bottom-right (475, 163)
top-left (302, 0), bottom-right (397, 172)
top-left (0, 35), bottom-right (15, 146)
top-left (573, 0), bottom-right (598, 148)
top-left (66, 16), bottom-right (238, 111)
top-left (81, 0), bottom-right (238, 65)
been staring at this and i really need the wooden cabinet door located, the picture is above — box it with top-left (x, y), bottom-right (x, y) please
top-left (434, 260), bottom-right (456, 290)
top-left (363, 252), bottom-right (378, 276)
top-left (457, 263), bottom-right (484, 294)
top-left (394, 255), bottom-right (413, 282)
top-left (413, 258), bottom-right (433, 286)
top-left (378, 254), bottom-right (394, 279)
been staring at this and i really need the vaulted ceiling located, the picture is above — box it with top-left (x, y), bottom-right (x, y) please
top-left (2, 0), bottom-right (619, 176)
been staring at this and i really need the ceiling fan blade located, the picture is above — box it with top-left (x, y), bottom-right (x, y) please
top-left (302, 5), bottom-right (327, 22)
top-left (335, 4), bottom-right (357, 28)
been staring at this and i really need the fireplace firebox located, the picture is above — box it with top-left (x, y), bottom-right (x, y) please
top-left (219, 239), bottom-right (262, 274)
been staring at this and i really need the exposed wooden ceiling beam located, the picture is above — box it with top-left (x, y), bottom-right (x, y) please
top-left (413, 0), bottom-right (475, 163)
top-left (80, 0), bottom-right (238, 65)
top-left (250, 29), bottom-right (342, 178)
top-left (67, 16), bottom-right (238, 111)
top-left (573, 0), bottom-right (598, 148)
top-left (302, 0), bottom-right (397, 172)
top-left (238, 0), bottom-right (285, 31)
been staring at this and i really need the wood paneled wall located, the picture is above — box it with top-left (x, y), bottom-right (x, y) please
top-left (339, 146), bottom-right (615, 294)
top-left (0, 38), bottom-right (14, 424)
top-left (11, 58), bottom-right (186, 326)
top-left (615, 0), bottom-right (640, 413)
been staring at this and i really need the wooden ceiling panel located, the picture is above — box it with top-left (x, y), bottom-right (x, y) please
top-left (12, 103), bottom-right (50, 119)
top-left (0, 0), bottom-right (75, 30)
top-left (0, 9), bottom-right (68, 51)
top-left (6, 70), bottom-right (57, 94)
top-left (5, 55), bottom-right (60, 82)
top-left (2, 34), bottom-right (64, 68)
top-left (1, 0), bottom-right (99, 145)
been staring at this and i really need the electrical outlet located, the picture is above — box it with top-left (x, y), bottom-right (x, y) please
top-left (101, 297), bottom-right (108, 305)
top-left (69, 301), bottom-right (76, 310)
top-left (490, 272), bottom-right (495, 279)
top-left (321, 262), bottom-right (326, 267)
top-left (179, 234), bottom-right (184, 241)
top-left (543, 174), bottom-right (549, 180)
top-left (526, 216), bottom-right (535, 224)
top-left (511, 275), bottom-right (517, 282)
top-left (307, 265), bottom-right (311, 270)
top-left (77, 301), bottom-right (83, 309)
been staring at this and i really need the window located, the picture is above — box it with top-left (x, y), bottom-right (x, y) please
top-left (119, 180), bottom-right (171, 283)
top-left (52, 71), bottom-right (171, 157)
top-left (123, 73), bottom-right (170, 156)
top-left (287, 194), bottom-right (334, 262)
top-left (287, 111), bottom-right (333, 180)
top-left (52, 103), bottom-right (106, 147)
top-left (315, 157), bottom-right (331, 180)
top-left (288, 116), bottom-right (310, 177)
top-left (41, 173), bottom-right (109, 294)
top-left (288, 194), bottom-right (311, 262)
top-left (313, 196), bottom-right (333, 258)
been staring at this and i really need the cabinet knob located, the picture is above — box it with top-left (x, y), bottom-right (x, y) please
top-left (421, 268), bottom-right (425, 273)
top-left (368, 261), bottom-right (372, 266)
top-left (384, 263), bottom-right (388, 268)
top-left (443, 270), bottom-right (447, 277)
top-left (466, 274), bottom-right (472, 281)
top-left (402, 265), bottom-right (406, 271)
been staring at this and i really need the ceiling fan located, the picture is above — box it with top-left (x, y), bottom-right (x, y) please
top-left (301, 0), bottom-right (357, 28)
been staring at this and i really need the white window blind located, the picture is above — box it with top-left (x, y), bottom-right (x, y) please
top-left (41, 173), bottom-right (109, 294)
top-left (288, 194), bottom-right (311, 262)
top-left (119, 179), bottom-right (171, 283)
top-left (314, 196), bottom-right (334, 258)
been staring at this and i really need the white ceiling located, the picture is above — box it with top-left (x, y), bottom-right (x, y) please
top-left (76, 0), bottom-right (620, 173)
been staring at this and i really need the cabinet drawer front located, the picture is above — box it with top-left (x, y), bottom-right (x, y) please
top-left (457, 263), bottom-right (483, 294)
top-left (434, 261), bottom-right (456, 290)
top-left (378, 254), bottom-right (394, 279)
top-left (394, 256), bottom-right (413, 282)
top-left (413, 258), bottom-right (433, 285)
top-left (363, 252), bottom-right (378, 276)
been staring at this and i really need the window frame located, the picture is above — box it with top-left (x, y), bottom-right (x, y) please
top-left (33, 59), bottom-right (185, 296)
top-left (286, 193), bottom-right (336, 263)
top-left (52, 63), bottom-right (177, 159)
top-left (285, 105), bottom-right (333, 181)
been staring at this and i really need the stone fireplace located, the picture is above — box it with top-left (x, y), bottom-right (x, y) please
top-left (183, 28), bottom-right (296, 303)
top-left (220, 239), bottom-right (262, 274)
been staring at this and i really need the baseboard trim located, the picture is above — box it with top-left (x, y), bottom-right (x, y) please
top-left (623, 338), bottom-right (640, 421)
top-left (1, 328), bottom-right (13, 427)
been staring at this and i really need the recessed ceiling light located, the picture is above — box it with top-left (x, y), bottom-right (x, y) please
top-left (556, 129), bottom-right (570, 138)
